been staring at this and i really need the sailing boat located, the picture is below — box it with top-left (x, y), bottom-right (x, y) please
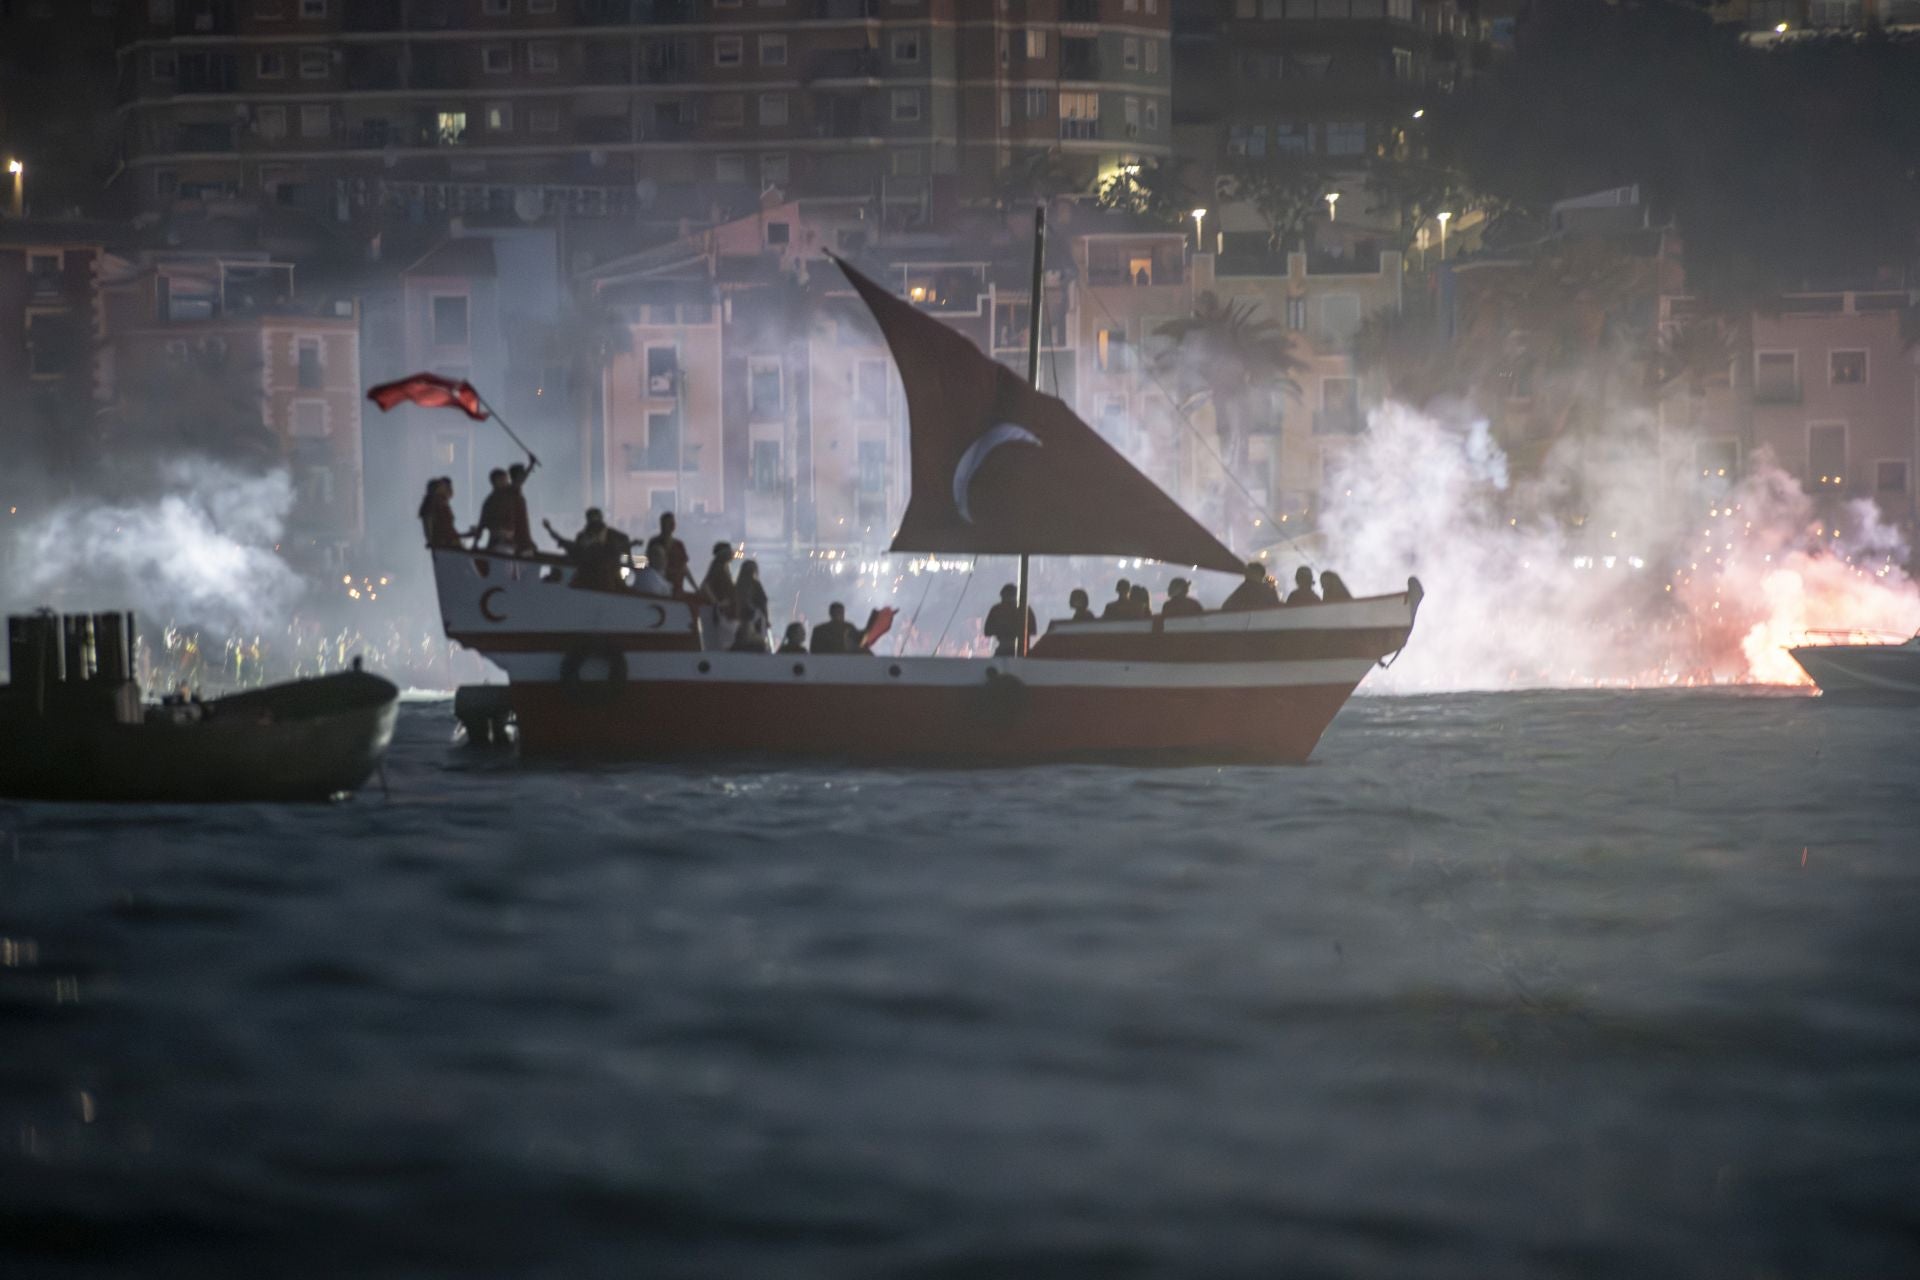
top-left (424, 217), bottom-right (1421, 762)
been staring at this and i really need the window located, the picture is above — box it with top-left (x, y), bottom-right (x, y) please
top-left (759, 34), bottom-right (787, 66)
top-left (1831, 350), bottom-right (1866, 385)
top-left (1755, 351), bottom-right (1798, 403)
top-left (299, 0), bottom-right (326, 15)
top-left (1124, 97), bottom-right (1140, 131)
top-left (714, 36), bottom-right (742, 66)
top-left (892, 90), bottom-right (921, 122)
top-left (1324, 121), bottom-right (1367, 156)
top-left (1027, 30), bottom-right (1046, 58)
top-left (854, 358), bottom-right (888, 417)
top-left (1809, 423), bottom-right (1847, 486)
top-left (766, 221), bottom-right (790, 246)
top-left (748, 356), bottom-right (782, 418)
top-left (1318, 377), bottom-right (1360, 434)
top-left (858, 441), bottom-right (887, 494)
top-left (257, 105), bottom-right (288, 139)
top-left (294, 336), bottom-right (323, 387)
top-left (1123, 37), bottom-right (1140, 70)
top-left (892, 31), bottom-right (920, 62)
top-left (153, 51), bottom-right (178, 79)
top-left (645, 346), bottom-right (677, 395)
top-left (1026, 87), bottom-right (1047, 119)
top-left (482, 44), bottom-right (512, 73)
top-left (300, 104), bottom-right (330, 137)
top-left (528, 43), bottom-right (558, 73)
top-left (1145, 40), bottom-right (1158, 73)
top-left (1285, 296), bottom-right (1306, 330)
top-left (1059, 91), bottom-right (1098, 139)
top-left (292, 400), bottom-right (328, 436)
top-left (759, 93), bottom-right (787, 126)
top-left (1145, 101), bottom-right (1159, 130)
top-left (1000, 92), bottom-right (1011, 128)
top-left (436, 110), bottom-right (467, 144)
top-left (715, 153), bottom-right (748, 182)
top-left (711, 94), bottom-right (744, 126)
top-left (751, 440), bottom-right (782, 492)
top-left (26, 251), bottom-right (62, 285)
top-left (1096, 327), bottom-right (1132, 370)
top-left (760, 153), bottom-right (788, 186)
top-left (487, 102), bottom-right (513, 131)
top-left (1876, 460), bottom-right (1909, 494)
top-left (258, 51), bottom-right (286, 78)
top-left (1392, 48), bottom-right (1413, 81)
top-left (432, 295), bottom-right (469, 346)
top-left (482, 0), bottom-right (509, 13)
top-left (529, 106), bottom-right (559, 132)
top-left (299, 48), bottom-right (329, 78)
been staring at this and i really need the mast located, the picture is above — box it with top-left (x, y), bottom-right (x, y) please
top-left (1017, 205), bottom-right (1045, 657)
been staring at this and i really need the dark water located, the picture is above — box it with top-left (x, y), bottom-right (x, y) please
top-left (2, 691), bottom-right (1916, 1279)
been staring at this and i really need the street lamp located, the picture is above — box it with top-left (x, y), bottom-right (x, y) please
top-left (1411, 108), bottom-right (1425, 119)
top-left (1774, 21), bottom-right (1788, 32)
top-left (1436, 209), bottom-right (1452, 262)
top-left (1190, 207), bottom-right (1207, 252)
top-left (5, 159), bottom-right (20, 219)
top-left (1324, 191), bottom-right (1340, 222)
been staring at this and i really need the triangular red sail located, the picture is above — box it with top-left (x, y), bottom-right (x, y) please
top-left (366, 373), bottom-right (490, 422)
top-left (832, 256), bottom-right (1244, 576)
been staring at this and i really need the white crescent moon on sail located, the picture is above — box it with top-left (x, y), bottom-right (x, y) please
top-left (953, 423), bottom-right (1042, 524)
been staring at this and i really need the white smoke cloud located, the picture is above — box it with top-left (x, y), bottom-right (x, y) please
top-left (1318, 401), bottom-right (1920, 690)
top-left (6, 460), bottom-right (304, 635)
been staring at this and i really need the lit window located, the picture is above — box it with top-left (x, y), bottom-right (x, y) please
top-left (486, 102), bottom-right (513, 131)
top-left (435, 110), bottom-right (467, 145)
top-left (1027, 30), bottom-right (1046, 58)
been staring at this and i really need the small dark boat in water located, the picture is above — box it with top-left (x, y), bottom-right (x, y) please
top-left (1788, 631), bottom-right (1920, 704)
top-left (1, 610), bottom-right (399, 803)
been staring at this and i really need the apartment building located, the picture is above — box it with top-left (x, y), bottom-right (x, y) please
top-left (117, 0), bottom-right (1172, 234)
top-left (0, 222), bottom-right (113, 502)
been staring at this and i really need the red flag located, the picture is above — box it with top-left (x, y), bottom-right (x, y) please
top-left (861, 606), bottom-right (898, 652)
top-left (366, 373), bottom-right (489, 422)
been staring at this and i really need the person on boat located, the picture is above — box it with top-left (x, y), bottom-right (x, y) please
top-left (644, 512), bottom-right (696, 597)
top-left (1128, 584), bottom-right (1152, 618)
top-left (701, 542), bottom-right (737, 614)
top-left (731, 560), bottom-right (771, 652)
top-left (507, 459), bottom-right (539, 557)
top-left (810, 603), bottom-right (866, 655)
top-left (1221, 561), bottom-right (1281, 611)
top-left (983, 584), bottom-right (1036, 657)
top-left (544, 508), bottom-right (630, 591)
top-left (1320, 570), bottom-right (1354, 603)
top-left (1069, 589), bottom-right (1095, 623)
top-left (419, 477), bottom-right (462, 550)
top-left (777, 622), bottom-right (808, 654)
top-left (1161, 577), bottom-right (1204, 618)
top-left (470, 469), bottom-right (515, 551)
top-left (1286, 566), bottom-right (1322, 606)
top-left (1101, 579), bottom-right (1133, 620)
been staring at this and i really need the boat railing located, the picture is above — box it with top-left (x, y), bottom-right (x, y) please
top-left (1792, 628), bottom-right (1914, 647)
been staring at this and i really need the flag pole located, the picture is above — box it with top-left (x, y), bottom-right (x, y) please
top-left (472, 392), bottom-right (539, 466)
top-left (1017, 204), bottom-right (1045, 659)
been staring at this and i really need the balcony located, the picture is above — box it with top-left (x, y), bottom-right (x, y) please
top-left (805, 47), bottom-right (883, 83)
top-left (1060, 118), bottom-right (1098, 141)
top-left (173, 123), bottom-right (238, 153)
top-left (1061, 41), bottom-right (1102, 79)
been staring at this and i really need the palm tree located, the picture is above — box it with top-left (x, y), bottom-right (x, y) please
top-left (1153, 293), bottom-right (1305, 475)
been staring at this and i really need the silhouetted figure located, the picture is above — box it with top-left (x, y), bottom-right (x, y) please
top-left (810, 603), bottom-right (865, 654)
top-left (983, 584), bottom-right (1036, 657)
top-left (544, 508), bottom-right (630, 591)
top-left (777, 622), bottom-right (808, 654)
top-left (472, 468), bottom-right (514, 550)
top-left (1069, 588), bottom-right (1095, 623)
top-left (643, 512), bottom-right (695, 596)
top-left (1101, 578), bottom-right (1133, 620)
top-left (1128, 584), bottom-right (1152, 618)
top-left (1161, 577), bottom-right (1204, 618)
top-left (1286, 566), bottom-right (1322, 606)
top-left (1320, 570), bottom-right (1354, 603)
top-left (1221, 561), bottom-right (1281, 611)
top-left (701, 542), bottom-right (737, 613)
top-left (507, 459), bottom-right (539, 556)
top-left (731, 560), bottom-right (771, 652)
top-left (419, 477), bottom-right (461, 549)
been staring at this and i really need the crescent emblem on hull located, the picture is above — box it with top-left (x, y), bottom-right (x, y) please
top-left (646, 604), bottom-right (667, 629)
top-left (479, 587), bottom-right (508, 623)
top-left (953, 423), bottom-right (1042, 525)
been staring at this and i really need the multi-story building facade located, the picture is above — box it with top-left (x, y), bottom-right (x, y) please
top-left (116, 0), bottom-right (1173, 237)
top-left (96, 249), bottom-right (367, 557)
top-left (0, 221), bottom-right (113, 503)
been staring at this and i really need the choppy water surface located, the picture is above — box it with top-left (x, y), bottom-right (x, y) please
top-left (2, 691), bottom-right (1916, 1278)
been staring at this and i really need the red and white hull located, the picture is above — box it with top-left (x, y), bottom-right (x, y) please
top-left (432, 549), bottom-right (1419, 763)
